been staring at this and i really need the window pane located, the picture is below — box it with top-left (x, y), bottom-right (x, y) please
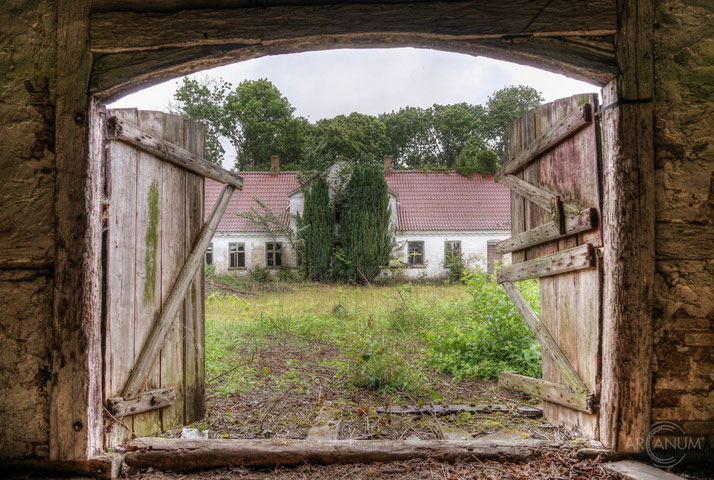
top-left (238, 251), bottom-right (245, 268)
top-left (267, 251), bottom-right (274, 266)
top-left (408, 241), bottom-right (424, 266)
top-left (275, 252), bottom-right (282, 266)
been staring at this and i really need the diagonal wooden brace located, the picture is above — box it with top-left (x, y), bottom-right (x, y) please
top-left (501, 281), bottom-right (589, 394)
top-left (122, 184), bottom-right (235, 398)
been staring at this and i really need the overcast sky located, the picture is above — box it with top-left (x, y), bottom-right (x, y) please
top-left (109, 47), bottom-right (598, 167)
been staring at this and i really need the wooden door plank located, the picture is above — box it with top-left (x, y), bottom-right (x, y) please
top-left (498, 372), bottom-right (595, 413)
top-left (497, 244), bottom-right (596, 283)
top-left (104, 108), bottom-right (138, 447)
top-left (183, 119), bottom-right (206, 424)
top-left (496, 208), bottom-right (597, 254)
top-left (495, 173), bottom-right (558, 214)
top-left (158, 113), bottom-right (187, 432)
top-left (122, 184), bottom-right (235, 399)
top-left (501, 282), bottom-right (588, 393)
top-left (107, 116), bottom-right (243, 190)
top-left (131, 110), bottom-right (165, 437)
top-left (502, 103), bottom-right (592, 175)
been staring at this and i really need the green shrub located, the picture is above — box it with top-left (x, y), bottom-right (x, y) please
top-left (339, 329), bottom-right (429, 395)
top-left (444, 250), bottom-right (465, 283)
top-left (205, 263), bottom-right (216, 278)
top-left (249, 266), bottom-right (271, 283)
top-left (275, 267), bottom-right (298, 283)
top-left (425, 267), bottom-right (541, 380)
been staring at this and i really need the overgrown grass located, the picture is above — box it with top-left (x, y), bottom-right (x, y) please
top-left (205, 269), bottom-right (541, 400)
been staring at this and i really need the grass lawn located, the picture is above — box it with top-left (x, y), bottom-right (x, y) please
top-left (173, 276), bottom-right (559, 443)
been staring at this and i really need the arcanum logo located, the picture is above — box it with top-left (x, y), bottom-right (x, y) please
top-left (645, 421), bottom-right (699, 468)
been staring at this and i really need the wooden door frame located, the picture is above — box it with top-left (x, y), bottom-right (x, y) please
top-left (50, 1), bottom-right (654, 466)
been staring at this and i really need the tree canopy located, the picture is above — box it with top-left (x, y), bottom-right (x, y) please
top-left (171, 77), bottom-right (543, 172)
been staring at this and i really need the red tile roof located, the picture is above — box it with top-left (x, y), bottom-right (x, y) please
top-left (205, 170), bottom-right (510, 233)
top-left (385, 171), bottom-right (511, 231)
top-left (205, 172), bottom-right (300, 233)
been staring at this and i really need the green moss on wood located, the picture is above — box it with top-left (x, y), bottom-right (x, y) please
top-left (143, 181), bottom-right (160, 304)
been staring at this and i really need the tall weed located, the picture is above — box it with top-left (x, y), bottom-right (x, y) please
top-left (426, 267), bottom-right (542, 379)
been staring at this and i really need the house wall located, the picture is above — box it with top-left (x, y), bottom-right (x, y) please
top-left (392, 231), bottom-right (511, 280)
top-left (210, 234), bottom-right (298, 275)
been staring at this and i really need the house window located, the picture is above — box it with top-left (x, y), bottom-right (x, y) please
top-left (444, 241), bottom-right (462, 261)
top-left (266, 242), bottom-right (282, 267)
top-left (487, 240), bottom-right (503, 276)
top-left (407, 241), bottom-right (425, 266)
top-left (229, 242), bottom-right (245, 269)
top-left (205, 243), bottom-right (213, 265)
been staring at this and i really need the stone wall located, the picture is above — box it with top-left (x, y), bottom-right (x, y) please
top-left (652, 0), bottom-right (714, 446)
top-left (0, 0), bottom-right (57, 459)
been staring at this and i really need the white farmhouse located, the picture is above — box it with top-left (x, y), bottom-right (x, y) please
top-left (205, 157), bottom-right (511, 279)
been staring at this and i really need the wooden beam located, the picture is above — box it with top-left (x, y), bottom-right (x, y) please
top-left (122, 184), bottom-right (235, 398)
top-left (107, 388), bottom-right (177, 417)
top-left (497, 244), bottom-right (596, 283)
top-left (91, 34), bottom-right (616, 103)
top-left (498, 372), bottom-right (596, 414)
top-left (501, 281), bottom-right (588, 393)
top-left (501, 103), bottom-right (593, 175)
top-left (496, 208), bottom-right (597, 254)
top-left (598, 0), bottom-right (655, 453)
top-left (125, 437), bottom-right (552, 471)
top-left (89, 2), bottom-right (616, 53)
top-left (495, 173), bottom-right (558, 213)
top-left (107, 116), bottom-right (243, 190)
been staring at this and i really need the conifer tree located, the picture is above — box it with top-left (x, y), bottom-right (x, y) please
top-left (337, 164), bottom-right (392, 283)
top-left (298, 175), bottom-right (334, 281)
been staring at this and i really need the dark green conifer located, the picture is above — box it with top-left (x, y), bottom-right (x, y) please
top-left (337, 164), bottom-right (392, 283)
top-left (298, 175), bottom-right (334, 280)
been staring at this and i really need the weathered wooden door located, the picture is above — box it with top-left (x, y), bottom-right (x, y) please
top-left (495, 94), bottom-right (602, 439)
top-left (102, 109), bottom-right (242, 448)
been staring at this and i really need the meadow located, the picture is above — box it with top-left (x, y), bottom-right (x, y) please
top-left (188, 269), bottom-right (545, 441)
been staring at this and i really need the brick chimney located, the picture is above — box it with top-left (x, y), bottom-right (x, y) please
top-left (383, 155), bottom-right (393, 175)
top-left (270, 155), bottom-right (280, 175)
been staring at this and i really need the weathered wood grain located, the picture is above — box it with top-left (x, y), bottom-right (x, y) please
top-left (501, 282), bottom-right (588, 394)
top-left (107, 388), bottom-right (177, 418)
top-left (104, 108), bottom-right (139, 447)
top-left (91, 34), bottom-right (616, 103)
top-left (502, 103), bottom-right (593, 175)
top-left (3, 453), bottom-right (123, 480)
top-left (504, 93), bottom-right (603, 439)
top-left (498, 372), bottom-right (596, 414)
top-left (497, 244), bottom-right (597, 283)
top-left (496, 208), bottom-right (597, 254)
top-left (599, 0), bottom-right (655, 452)
top-left (107, 116), bottom-right (243, 189)
top-left (159, 113), bottom-right (187, 433)
top-left (90, 2), bottom-right (616, 53)
top-left (495, 173), bottom-right (558, 214)
top-left (183, 119), bottom-right (206, 425)
top-left (122, 184), bottom-right (234, 399)
top-left (50, 2), bottom-right (103, 461)
top-left (131, 110), bottom-right (165, 437)
top-left (125, 437), bottom-right (551, 471)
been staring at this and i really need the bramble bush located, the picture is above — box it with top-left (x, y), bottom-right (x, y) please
top-left (425, 266), bottom-right (541, 379)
